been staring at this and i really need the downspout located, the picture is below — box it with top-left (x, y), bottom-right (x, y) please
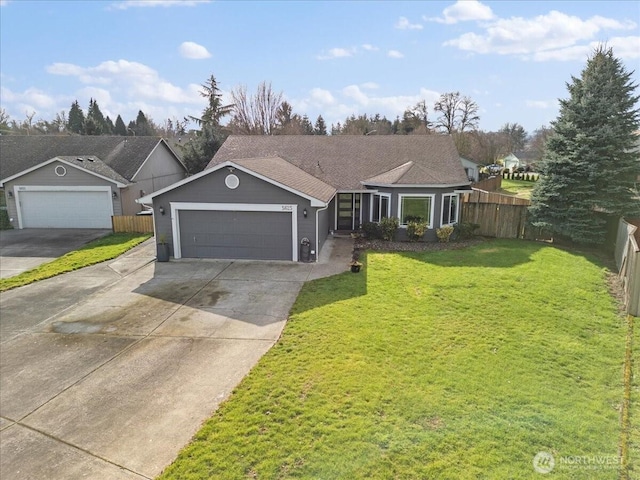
top-left (315, 202), bottom-right (330, 263)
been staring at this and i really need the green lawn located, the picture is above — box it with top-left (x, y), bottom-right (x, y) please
top-left (159, 240), bottom-right (628, 479)
top-left (500, 178), bottom-right (536, 199)
top-left (0, 233), bottom-right (150, 292)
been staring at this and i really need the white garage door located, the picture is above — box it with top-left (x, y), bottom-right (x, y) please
top-left (19, 189), bottom-right (113, 228)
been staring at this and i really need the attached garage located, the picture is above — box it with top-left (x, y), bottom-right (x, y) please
top-left (171, 203), bottom-right (298, 261)
top-left (178, 209), bottom-right (293, 260)
top-left (17, 187), bottom-right (113, 229)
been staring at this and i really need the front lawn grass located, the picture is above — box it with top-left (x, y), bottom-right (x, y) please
top-left (160, 239), bottom-right (626, 479)
top-left (0, 233), bottom-right (150, 292)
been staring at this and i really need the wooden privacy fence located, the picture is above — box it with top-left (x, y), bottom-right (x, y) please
top-left (472, 175), bottom-right (502, 192)
top-left (615, 218), bottom-right (640, 316)
top-left (111, 215), bottom-right (154, 233)
top-left (459, 190), bottom-right (548, 240)
top-left (462, 189), bottom-right (532, 206)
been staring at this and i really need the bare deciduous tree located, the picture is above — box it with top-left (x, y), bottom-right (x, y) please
top-left (434, 92), bottom-right (480, 133)
top-left (230, 82), bottom-right (283, 135)
top-left (458, 96), bottom-right (480, 132)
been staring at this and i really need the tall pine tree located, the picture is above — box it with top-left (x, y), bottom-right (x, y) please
top-left (67, 100), bottom-right (85, 134)
top-left (529, 46), bottom-right (640, 245)
top-left (114, 115), bottom-right (127, 135)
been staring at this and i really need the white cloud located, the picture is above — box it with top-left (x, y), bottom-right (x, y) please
top-left (0, 1), bottom-right (9, 6)
top-left (317, 47), bottom-right (356, 60)
top-left (110, 0), bottom-right (210, 10)
top-left (179, 41), bottom-right (211, 59)
top-left (444, 10), bottom-right (637, 61)
top-left (533, 36), bottom-right (640, 61)
top-left (361, 44), bottom-right (379, 52)
top-left (395, 16), bottom-right (423, 30)
top-left (360, 82), bottom-right (379, 90)
top-left (293, 85), bottom-right (441, 128)
top-left (387, 50), bottom-right (404, 59)
top-left (309, 88), bottom-right (336, 106)
top-left (1, 86), bottom-right (57, 110)
top-left (427, 0), bottom-right (494, 24)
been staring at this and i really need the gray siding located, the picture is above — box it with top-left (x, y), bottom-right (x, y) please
top-left (3, 160), bottom-right (122, 227)
top-left (317, 205), bottom-right (331, 255)
top-left (125, 143), bottom-right (186, 215)
top-left (153, 168), bottom-right (318, 260)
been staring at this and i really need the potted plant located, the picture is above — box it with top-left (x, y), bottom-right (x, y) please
top-left (349, 260), bottom-right (362, 273)
top-left (157, 234), bottom-right (170, 262)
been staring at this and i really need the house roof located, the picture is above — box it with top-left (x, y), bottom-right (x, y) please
top-left (0, 135), bottom-right (184, 184)
top-left (232, 157), bottom-right (336, 203)
top-left (210, 135), bottom-right (470, 189)
top-left (55, 156), bottom-right (130, 185)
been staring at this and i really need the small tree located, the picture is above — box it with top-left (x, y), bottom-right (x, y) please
top-left (314, 115), bottom-right (327, 135)
top-left (114, 115), bottom-right (127, 136)
top-left (67, 100), bottom-right (85, 134)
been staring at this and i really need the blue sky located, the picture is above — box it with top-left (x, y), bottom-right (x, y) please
top-left (1, 0), bottom-right (639, 135)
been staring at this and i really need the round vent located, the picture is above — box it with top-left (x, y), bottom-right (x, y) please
top-left (54, 165), bottom-right (67, 177)
top-left (225, 174), bottom-right (240, 189)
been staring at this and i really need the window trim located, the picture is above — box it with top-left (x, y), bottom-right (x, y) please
top-left (369, 192), bottom-right (391, 223)
top-left (397, 193), bottom-right (435, 228)
top-left (441, 193), bottom-right (460, 227)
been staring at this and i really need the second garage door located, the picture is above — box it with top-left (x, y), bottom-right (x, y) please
top-left (179, 210), bottom-right (293, 260)
top-left (19, 189), bottom-right (113, 228)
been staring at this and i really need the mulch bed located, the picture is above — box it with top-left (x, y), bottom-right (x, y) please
top-left (353, 237), bottom-right (485, 253)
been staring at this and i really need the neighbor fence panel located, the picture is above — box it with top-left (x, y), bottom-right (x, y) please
top-left (111, 215), bottom-right (154, 233)
top-left (462, 189), bottom-right (532, 206)
top-left (615, 218), bottom-right (640, 316)
top-left (460, 202), bottom-right (530, 239)
top-left (472, 176), bottom-right (502, 192)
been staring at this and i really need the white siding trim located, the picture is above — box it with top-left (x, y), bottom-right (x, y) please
top-left (169, 202), bottom-right (298, 261)
top-left (397, 193), bottom-right (435, 229)
top-left (14, 185), bottom-right (113, 229)
top-left (369, 192), bottom-right (391, 222)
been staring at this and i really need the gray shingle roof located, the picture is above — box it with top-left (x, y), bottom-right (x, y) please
top-left (0, 135), bottom-right (179, 182)
top-left (211, 135), bottom-right (470, 189)
top-left (55, 156), bottom-right (130, 185)
top-left (232, 157), bottom-right (336, 203)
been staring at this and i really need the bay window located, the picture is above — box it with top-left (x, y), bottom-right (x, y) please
top-left (371, 193), bottom-right (390, 222)
top-left (398, 194), bottom-right (434, 227)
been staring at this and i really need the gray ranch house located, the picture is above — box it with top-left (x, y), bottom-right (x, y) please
top-left (0, 136), bottom-right (187, 229)
top-left (138, 135), bottom-right (471, 262)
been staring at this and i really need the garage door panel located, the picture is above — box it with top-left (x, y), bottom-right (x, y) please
top-left (20, 190), bottom-right (112, 229)
top-left (179, 210), bottom-right (292, 260)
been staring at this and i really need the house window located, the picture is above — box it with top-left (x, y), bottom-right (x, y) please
top-left (371, 193), bottom-right (390, 222)
top-left (441, 193), bottom-right (459, 226)
top-left (398, 194), bottom-right (434, 227)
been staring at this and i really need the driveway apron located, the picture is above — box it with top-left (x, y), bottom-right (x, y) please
top-left (0, 237), bottom-right (352, 479)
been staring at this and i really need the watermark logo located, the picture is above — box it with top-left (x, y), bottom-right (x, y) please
top-left (533, 451), bottom-right (555, 474)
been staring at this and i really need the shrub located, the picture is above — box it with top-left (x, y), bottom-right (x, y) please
top-left (0, 209), bottom-right (12, 230)
top-left (452, 222), bottom-right (480, 240)
top-left (436, 225), bottom-right (454, 243)
top-left (361, 222), bottom-right (382, 240)
top-left (406, 220), bottom-right (428, 242)
top-left (379, 217), bottom-right (399, 241)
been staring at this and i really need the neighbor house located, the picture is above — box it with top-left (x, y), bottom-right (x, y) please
top-left (0, 136), bottom-right (187, 229)
top-left (138, 135), bottom-right (472, 262)
top-left (460, 156), bottom-right (481, 182)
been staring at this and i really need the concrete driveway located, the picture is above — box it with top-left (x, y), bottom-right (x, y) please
top-left (0, 228), bottom-right (111, 278)
top-left (0, 237), bottom-right (351, 479)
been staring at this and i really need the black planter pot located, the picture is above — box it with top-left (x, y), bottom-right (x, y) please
top-left (157, 243), bottom-right (170, 262)
top-left (350, 264), bottom-right (361, 273)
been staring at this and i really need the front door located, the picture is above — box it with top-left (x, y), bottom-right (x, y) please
top-left (336, 193), bottom-right (361, 231)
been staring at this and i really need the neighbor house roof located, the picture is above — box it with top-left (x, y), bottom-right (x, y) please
top-left (0, 135), bottom-right (184, 184)
top-left (210, 135), bottom-right (470, 189)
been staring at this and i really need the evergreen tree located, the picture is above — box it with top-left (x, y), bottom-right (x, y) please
top-left (135, 110), bottom-right (156, 136)
top-left (67, 100), bottom-right (85, 134)
top-left (105, 116), bottom-right (114, 134)
top-left (529, 46), bottom-right (640, 245)
top-left (314, 115), bottom-right (327, 135)
top-left (127, 120), bottom-right (136, 135)
top-left (114, 115), bottom-right (127, 136)
top-left (182, 73), bottom-right (231, 173)
top-left (85, 98), bottom-right (106, 135)
top-left (301, 115), bottom-right (314, 135)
